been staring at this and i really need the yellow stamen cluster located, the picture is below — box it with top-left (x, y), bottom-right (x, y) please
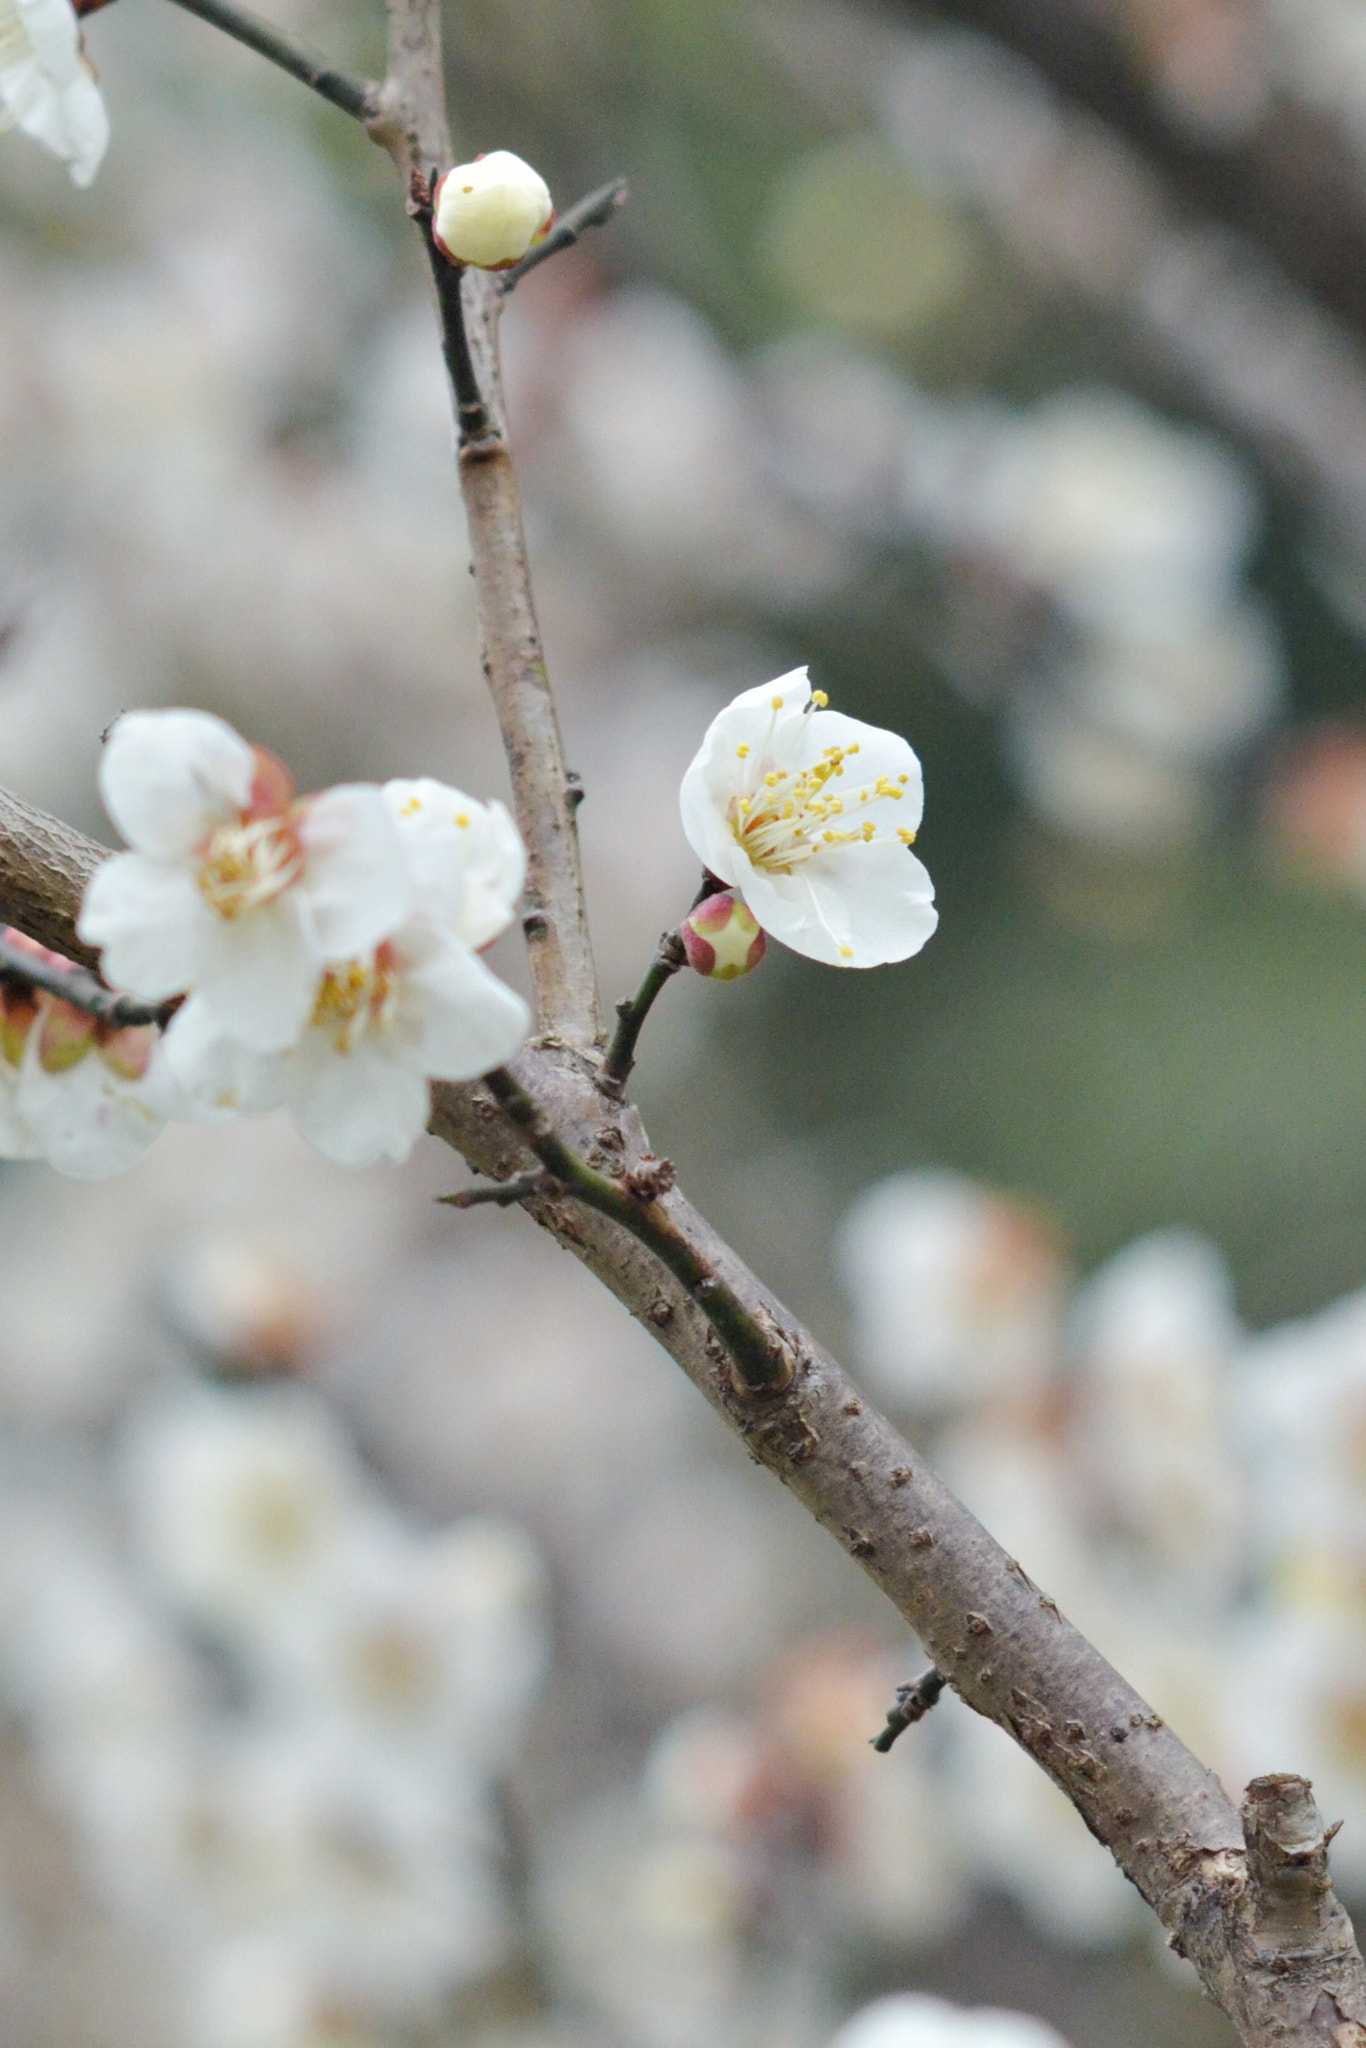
top-left (198, 816), bottom-right (304, 921)
top-left (730, 739), bottom-right (910, 875)
top-left (310, 953), bottom-right (398, 1054)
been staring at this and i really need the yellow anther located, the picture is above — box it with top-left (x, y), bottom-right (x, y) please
top-left (862, 820), bottom-right (876, 840)
top-left (771, 695), bottom-right (785, 710)
top-left (898, 773), bottom-right (909, 784)
top-left (848, 743), bottom-right (860, 755)
top-left (400, 796), bottom-right (421, 816)
top-left (897, 827), bottom-right (917, 844)
top-left (839, 945), bottom-right (854, 958)
top-left (811, 689), bottom-right (829, 707)
top-left (764, 772), bottom-right (779, 788)
top-left (455, 813), bottom-right (470, 828)
top-left (738, 797), bottom-right (751, 813)
top-left (736, 744), bottom-right (750, 758)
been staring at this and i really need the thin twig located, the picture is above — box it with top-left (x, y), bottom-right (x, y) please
top-left (604, 876), bottom-right (722, 1089)
top-left (438, 1168), bottom-right (557, 1208)
top-left (871, 1666), bottom-right (946, 1752)
top-left (603, 930), bottom-right (686, 1090)
top-left (408, 176), bottom-right (490, 445)
top-left (500, 177), bottom-right (629, 292)
top-left (0, 932), bottom-right (172, 1029)
top-left (161, 0), bottom-right (377, 120)
top-left (484, 1065), bottom-right (794, 1392)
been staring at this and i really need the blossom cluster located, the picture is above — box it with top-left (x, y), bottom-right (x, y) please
top-left (0, 708), bottom-right (531, 1177)
top-left (0, 1366), bottom-right (548, 2047)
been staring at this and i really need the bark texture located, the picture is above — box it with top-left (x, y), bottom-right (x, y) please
top-left (3, 802), bottom-right (1366, 2047)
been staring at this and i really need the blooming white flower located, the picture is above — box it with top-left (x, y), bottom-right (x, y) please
top-left (0, 0), bottom-right (109, 187)
top-left (0, 956), bottom-right (176, 1178)
top-left (432, 150), bottom-right (554, 270)
top-left (679, 668), bottom-right (937, 966)
top-left (120, 1381), bottom-right (368, 1645)
top-left (384, 779), bottom-right (524, 946)
top-left (837, 1169), bottom-right (1064, 1414)
top-left (166, 917), bottom-right (529, 1168)
top-left (253, 1515), bottom-right (547, 1776)
top-left (78, 711), bottom-right (414, 1052)
top-left (161, 770), bottom-right (530, 1166)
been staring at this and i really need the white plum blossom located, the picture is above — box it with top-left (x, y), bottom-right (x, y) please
top-left (0, 951), bottom-right (177, 1177)
top-left (163, 774), bottom-right (530, 1167)
top-left (432, 150), bottom-right (554, 270)
top-left (120, 1381), bottom-right (370, 1645)
top-left (0, 0), bottom-right (109, 187)
top-left (165, 919), bottom-right (529, 1167)
top-left (679, 668), bottom-right (937, 967)
top-left (384, 778), bottom-right (525, 946)
top-left (79, 711), bottom-right (414, 1053)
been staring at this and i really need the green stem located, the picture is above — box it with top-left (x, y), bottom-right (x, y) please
top-left (161, 0), bottom-right (378, 122)
top-left (483, 1066), bottom-right (793, 1392)
top-left (602, 929), bottom-right (685, 1088)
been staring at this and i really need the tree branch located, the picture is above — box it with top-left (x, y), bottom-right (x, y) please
top-left (872, 1665), bottom-right (946, 1753)
top-left (0, 793), bottom-right (1363, 2044)
top-left (369, 0), bottom-right (449, 180)
top-left (500, 177), bottom-right (630, 292)
top-left (401, 181), bottom-right (603, 1046)
top-left (602, 927), bottom-right (686, 1090)
top-left (160, 0), bottom-right (377, 122)
top-left (0, 931), bottom-right (171, 1028)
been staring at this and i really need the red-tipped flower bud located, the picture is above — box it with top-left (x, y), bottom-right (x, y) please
top-left (433, 151), bottom-right (555, 270)
top-left (680, 891), bottom-right (766, 981)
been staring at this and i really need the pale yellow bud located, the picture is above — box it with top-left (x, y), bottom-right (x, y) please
top-left (432, 150), bottom-right (555, 270)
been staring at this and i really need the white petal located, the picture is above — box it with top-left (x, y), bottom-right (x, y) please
top-left (77, 852), bottom-right (206, 998)
top-left (680, 669), bottom-right (813, 879)
top-left (791, 707), bottom-right (926, 834)
top-left (743, 840), bottom-right (937, 966)
top-left (17, 1039), bottom-right (167, 1179)
top-left (386, 781), bottom-right (526, 946)
top-left (163, 996), bottom-right (289, 1118)
top-left (194, 898), bottom-right (319, 1052)
top-left (397, 932), bottom-right (530, 1079)
top-left (456, 798), bottom-right (526, 948)
top-left (0, 1063), bottom-right (40, 1160)
top-left (288, 1038), bottom-right (432, 1167)
top-left (296, 785), bottom-right (413, 959)
top-left (100, 710), bottom-right (256, 857)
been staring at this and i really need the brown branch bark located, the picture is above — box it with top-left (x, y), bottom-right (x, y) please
top-left (2, 799), bottom-right (1363, 2044)
top-left (368, 0), bottom-right (450, 178)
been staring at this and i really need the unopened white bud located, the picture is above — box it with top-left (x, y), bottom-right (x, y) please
top-left (433, 150), bottom-right (555, 270)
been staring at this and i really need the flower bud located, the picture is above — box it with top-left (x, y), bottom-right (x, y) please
top-left (680, 892), bottom-right (766, 981)
top-left (433, 151), bottom-right (555, 270)
top-left (35, 997), bottom-right (94, 1074)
